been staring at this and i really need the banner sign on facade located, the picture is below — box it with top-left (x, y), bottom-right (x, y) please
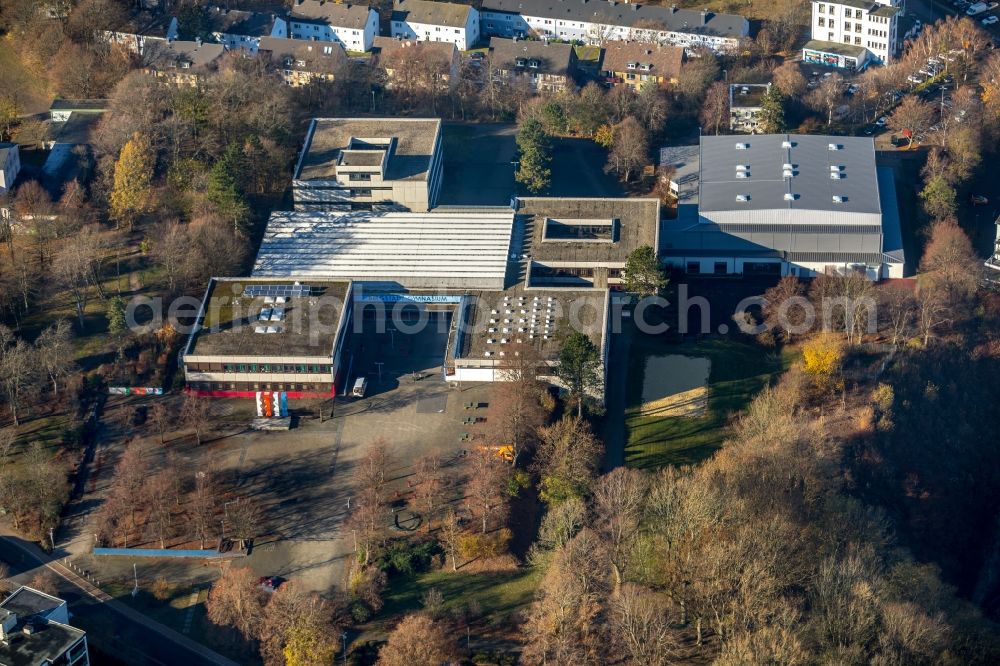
top-left (356, 293), bottom-right (464, 304)
top-left (256, 391), bottom-right (289, 417)
top-left (109, 387), bottom-right (164, 396)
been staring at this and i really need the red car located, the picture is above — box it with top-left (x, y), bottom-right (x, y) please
top-left (258, 576), bottom-right (282, 593)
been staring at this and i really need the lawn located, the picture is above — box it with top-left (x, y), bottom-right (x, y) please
top-left (624, 336), bottom-right (794, 469)
top-left (380, 566), bottom-right (540, 625)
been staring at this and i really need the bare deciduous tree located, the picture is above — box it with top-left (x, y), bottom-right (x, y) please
top-left (377, 614), bottom-right (458, 666)
top-left (206, 565), bottom-right (265, 641)
top-left (225, 497), bottom-right (261, 552)
top-left (465, 448), bottom-right (510, 534)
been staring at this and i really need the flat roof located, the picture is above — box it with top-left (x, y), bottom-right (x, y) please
top-left (252, 210), bottom-right (515, 290)
top-left (0, 587), bottom-right (84, 666)
top-left (803, 39), bottom-right (869, 59)
top-left (187, 278), bottom-right (350, 358)
top-left (462, 286), bottom-right (607, 362)
top-left (481, 0), bottom-right (747, 39)
top-left (698, 134), bottom-right (881, 216)
top-left (729, 83), bottom-right (769, 108)
top-left (49, 99), bottom-right (108, 112)
top-left (519, 197), bottom-right (659, 264)
top-left (0, 588), bottom-right (63, 618)
top-left (295, 118), bottom-right (441, 181)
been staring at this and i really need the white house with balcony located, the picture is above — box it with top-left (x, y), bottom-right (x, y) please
top-left (288, 0), bottom-right (379, 53)
top-left (205, 7), bottom-right (288, 53)
top-left (391, 0), bottom-right (480, 51)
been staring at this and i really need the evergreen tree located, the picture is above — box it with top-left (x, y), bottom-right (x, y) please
top-left (623, 245), bottom-right (668, 296)
top-left (515, 118), bottom-right (552, 194)
top-left (758, 85), bottom-right (786, 134)
top-left (556, 332), bottom-right (602, 418)
top-left (208, 142), bottom-right (251, 234)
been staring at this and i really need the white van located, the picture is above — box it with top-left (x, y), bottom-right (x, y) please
top-left (352, 377), bottom-right (368, 397)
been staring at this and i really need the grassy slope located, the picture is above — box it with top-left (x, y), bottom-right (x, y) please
top-left (0, 37), bottom-right (51, 115)
top-left (625, 336), bottom-right (795, 469)
top-left (380, 567), bottom-right (541, 624)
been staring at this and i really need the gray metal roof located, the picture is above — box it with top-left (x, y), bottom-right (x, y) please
top-left (698, 133), bottom-right (881, 216)
top-left (481, 0), bottom-right (748, 38)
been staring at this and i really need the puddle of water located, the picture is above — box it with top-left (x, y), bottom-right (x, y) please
top-left (641, 355), bottom-right (711, 404)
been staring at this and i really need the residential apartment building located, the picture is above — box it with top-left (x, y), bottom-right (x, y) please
top-left (729, 83), bottom-right (771, 133)
top-left (0, 144), bottom-right (20, 196)
top-left (143, 39), bottom-right (226, 86)
top-left (600, 42), bottom-right (684, 90)
top-left (805, 0), bottom-right (901, 69)
top-left (293, 118), bottom-right (444, 212)
top-left (0, 586), bottom-right (89, 666)
top-left (258, 37), bottom-right (346, 86)
top-left (390, 0), bottom-right (480, 51)
top-left (489, 37), bottom-right (578, 93)
top-left (480, 0), bottom-right (748, 53)
top-left (103, 14), bottom-right (179, 56)
top-left (288, 0), bottom-right (379, 52)
top-left (373, 37), bottom-right (461, 91)
top-left (205, 6), bottom-right (288, 53)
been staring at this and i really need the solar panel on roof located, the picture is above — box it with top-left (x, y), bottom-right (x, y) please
top-left (243, 284), bottom-right (313, 298)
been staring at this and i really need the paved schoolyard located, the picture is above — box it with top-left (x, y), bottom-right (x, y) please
top-left (439, 122), bottom-right (516, 207)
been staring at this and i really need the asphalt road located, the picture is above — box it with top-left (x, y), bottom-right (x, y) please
top-left (0, 535), bottom-right (236, 666)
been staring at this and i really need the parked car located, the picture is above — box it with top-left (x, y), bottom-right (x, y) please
top-left (971, 194), bottom-right (990, 205)
top-left (876, 116), bottom-right (888, 126)
top-left (983, 15), bottom-right (999, 25)
top-left (967, 2), bottom-right (990, 15)
top-left (258, 576), bottom-right (283, 593)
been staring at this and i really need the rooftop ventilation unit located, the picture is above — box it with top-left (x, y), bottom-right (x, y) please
top-left (832, 195), bottom-right (845, 203)
top-left (735, 194), bottom-right (750, 202)
top-left (736, 164), bottom-right (748, 171)
top-left (781, 140), bottom-right (793, 149)
top-left (830, 172), bottom-right (843, 179)
top-left (736, 171), bottom-right (749, 179)
top-left (784, 193), bottom-right (796, 201)
top-left (783, 169), bottom-right (794, 179)
top-left (782, 163), bottom-right (794, 170)
top-left (830, 164), bottom-right (843, 171)
top-left (829, 143), bottom-right (841, 151)
top-left (735, 142), bottom-right (748, 150)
